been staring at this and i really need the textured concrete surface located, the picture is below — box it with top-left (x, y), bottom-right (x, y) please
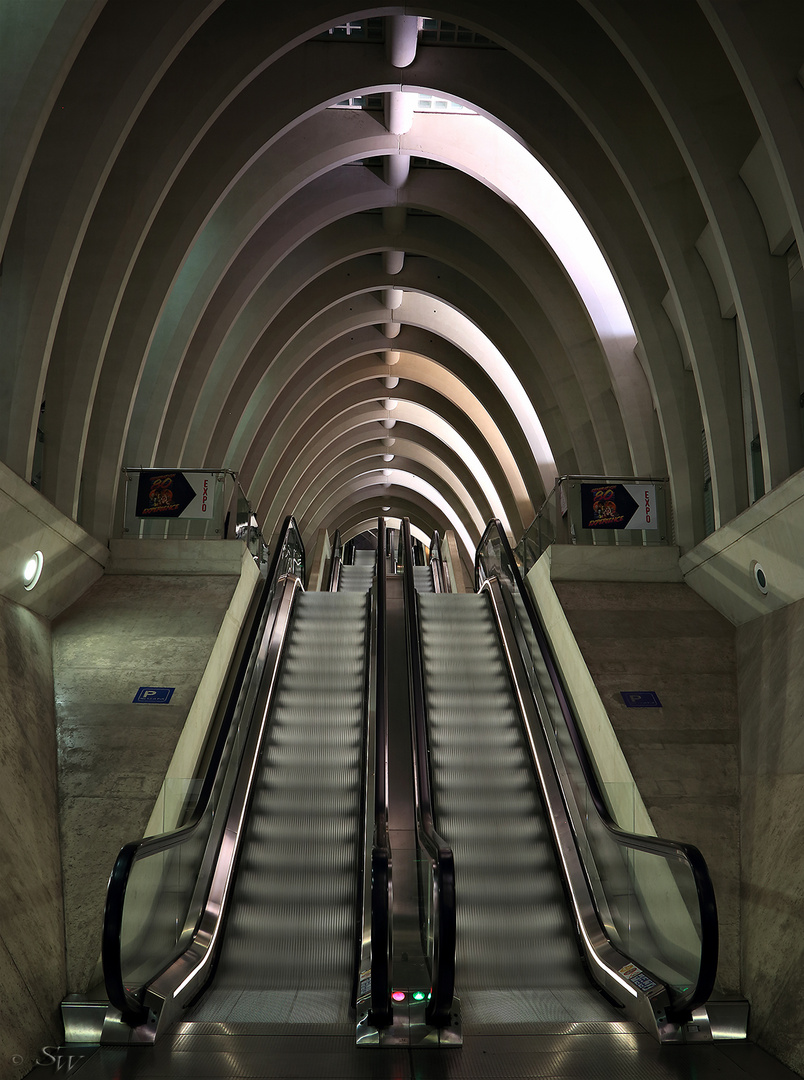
top-left (0, 460), bottom-right (107, 620)
top-left (681, 470), bottom-right (804, 625)
top-left (53, 572), bottom-right (239, 994)
top-left (737, 598), bottom-right (804, 1075)
top-left (0, 595), bottom-right (66, 1073)
top-left (553, 581), bottom-right (741, 997)
top-left (107, 538), bottom-right (243, 575)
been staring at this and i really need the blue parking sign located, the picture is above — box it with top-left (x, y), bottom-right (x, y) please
top-left (133, 687), bottom-right (175, 704)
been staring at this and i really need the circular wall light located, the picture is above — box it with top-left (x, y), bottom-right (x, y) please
top-left (750, 560), bottom-right (768, 595)
top-left (382, 506), bottom-right (391, 512)
top-left (23, 550), bottom-right (44, 591)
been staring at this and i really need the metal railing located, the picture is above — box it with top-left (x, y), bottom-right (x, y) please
top-left (519, 475), bottom-right (672, 572)
top-left (428, 530), bottom-right (446, 593)
top-left (121, 467), bottom-right (266, 565)
top-left (328, 530), bottom-right (343, 591)
top-left (368, 519), bottom-right (392, 1024)
top-left (401, 518), bottom-right (456, 1028)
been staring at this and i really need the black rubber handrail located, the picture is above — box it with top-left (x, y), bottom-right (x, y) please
top-left (370, 517), bottom-right (392, 1024)
top-left (427, 530), bottom-right (445, 593)
top-left (328, 529), bottom-right (342, 591)
top-left (474, 519), bottom-right (718, 1019)
top-left (103, 516), bottom-right (305, 1021)
top-left (401, 517), bottom-right (456, 1028)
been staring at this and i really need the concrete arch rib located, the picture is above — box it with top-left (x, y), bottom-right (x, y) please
top-left (207, 283), bottom-right (536, 521)
top-left (58, 26), bottom-right (652, 544)
top-left (155, 223), bottom-right (552, 514)
top-left (244, 366), bottom-right (521, 540)
top-left (287, 438), bottom-right (488, 540)
top-left (340, 517), bottom-right (431, 550)
top-left (0, 0), bottom-right (224, 483)
top-left (126, 133), bottom-right (580, 479)
top-left (262, 418), bottom-right (494, 547)
top-left (399, 8), bottom-right (745, 540)
top-left (36, 26), bottom-right (392, 517)
top-left (10, 0), bottom-right (751, 554)
top-left (75, 108), bottom-right (393, 538)
top-left (150, 175), bottom-right (596, 498)
top-left (155, 191), bottom-right (621, 484)
top-left (138, 113), bottom-right (631, 490)
top-left (102, 56), bottom-right (639, 511)
top-left (213, 310), bottom-right (527, 534)
top-left (579, 0), bottom-right (801, 498)
top-left (0, 0), bottom-right (106, 256)
top-left (301, 482), bottom-right (477, 566)
top-left (296, 460), bottom-right (480, 553)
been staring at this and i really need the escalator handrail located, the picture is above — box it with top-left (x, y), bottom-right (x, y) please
top-left (428, 530), bottom-right (445, 593)
top-left (474, 518), bottom-right (718, 1015)
top-left (401, 517), bottom-right (456, 1028)
top-left (328, 529), bottom-right (342, 591)
top-left (102, 515), bottom-right (305, 1020)
top-left (370, 517), bottom-right (392, 1023)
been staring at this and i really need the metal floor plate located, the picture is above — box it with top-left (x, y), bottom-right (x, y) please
top-left (37, 1031), bottom-right (802, 1080)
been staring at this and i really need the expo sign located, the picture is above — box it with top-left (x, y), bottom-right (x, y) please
top-left (580, 483), bottom-right (659, 531)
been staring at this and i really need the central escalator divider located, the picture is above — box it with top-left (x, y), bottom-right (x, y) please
top-left (193, 590), bottom-right (369, 1026)
top-left (417, 591), bottom-right (608, 1026)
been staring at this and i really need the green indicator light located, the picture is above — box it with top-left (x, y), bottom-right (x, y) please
top-left (412, 991), bottom-right (426, 1001)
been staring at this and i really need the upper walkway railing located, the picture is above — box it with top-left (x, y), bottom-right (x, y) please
top-left (120, 466), bottom-right (265, 564)
top-left (519, 474), bottom-right (672, 573)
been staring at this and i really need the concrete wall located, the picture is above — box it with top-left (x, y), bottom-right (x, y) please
top-left (0, 460), bottom-right (107, 620)
top-left (0, 595), bottom-right (66, 1078)
top-left (52, 555), bottom-right (245, 994)
top-left (736, 598), bottom-right (804, 1074)
top-left (681, 469), bottom-right (804, 626)
top-left (0, 462), bottom-right (107, 1078)
top-left (680, 467), bottom-right (804, 1073)
top-left (552, 577), bottom-right (741, 997)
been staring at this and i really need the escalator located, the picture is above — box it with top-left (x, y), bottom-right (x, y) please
top-left (338, 548), bottom-right (376, 593)
top-left (401, 518), bottom-right (719, 1041)
top-left (99, 517), bottom-right (391, 1041)
top-left (417, 590), bottom-right (606, 1023)
top-left (58, 520), bottom-right (765, 1078)
top-left (187, 590), bottom-right (368, 1025)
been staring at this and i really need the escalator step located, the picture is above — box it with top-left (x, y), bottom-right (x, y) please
top-left (418, 591), bottom-right (587, 993)
top-left (204, 590), bottom-right (369, 1002)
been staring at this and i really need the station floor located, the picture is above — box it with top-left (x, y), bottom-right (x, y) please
top-left (32, 1025), bottom-right (801, 1080)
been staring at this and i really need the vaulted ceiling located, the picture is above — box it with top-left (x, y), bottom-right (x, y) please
top-left (2, 2), bottom-right (802, 567)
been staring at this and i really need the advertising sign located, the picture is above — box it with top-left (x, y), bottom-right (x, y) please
top-left (580, 483), bottom-right (658, 530)
top-left (134, 470), bottom-right (215, 520)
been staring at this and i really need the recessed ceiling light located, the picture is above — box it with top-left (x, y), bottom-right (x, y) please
top-left (23, 550), bottom-right (44, 591)
top-left (750, 560), bottom-right (768, 595)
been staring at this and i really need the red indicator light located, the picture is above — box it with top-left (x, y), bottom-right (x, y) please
top-left (392, 990), bottom-right (406, 1002)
